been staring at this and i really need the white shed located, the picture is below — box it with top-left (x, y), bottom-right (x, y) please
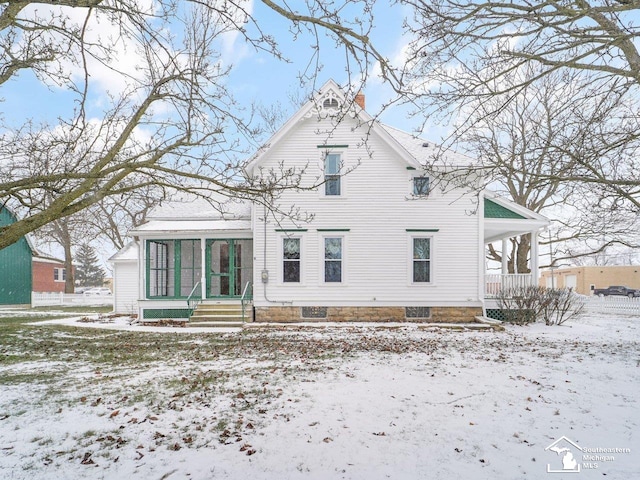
top-left (108, 241), bottom-right (139, 316)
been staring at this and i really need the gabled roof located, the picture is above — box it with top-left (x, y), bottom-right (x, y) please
top-left (0, 202), bottom-right (37, 255)
top-left (108, 241), bottom-right (139, 263)
top-left (146, 193), bottom-right (251, 221)
top-left (484, 198), bottom-right (526, 219)
top-left (246, 79), bottom-right (471, 173)
top-left (483, 193), bottom-right (550, 243)
top-left (380, 125), bottom-right (474, 167)
top-left (129, 193), bottom-right (252, 237)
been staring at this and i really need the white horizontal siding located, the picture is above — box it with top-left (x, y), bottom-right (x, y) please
top-left (253, 115), bottom-right (481, 307)
top-left (113, 261), bottom-right (139, 315)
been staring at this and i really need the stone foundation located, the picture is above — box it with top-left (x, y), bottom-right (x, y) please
top-left (254, 306), bottom-right (483, 323)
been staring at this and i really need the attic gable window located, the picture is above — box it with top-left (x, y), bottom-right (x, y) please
top-left (318, 91), bottom-right (342, 115)
top-left (323, 98), bottom-right (339, 109)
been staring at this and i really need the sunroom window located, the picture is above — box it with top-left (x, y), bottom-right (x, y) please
top-left (149, 240), bottom-right (174, 297)
top-left (324, 153), bottom-right (341, 196)
top-left (148, 239), bottom-right (202, 298)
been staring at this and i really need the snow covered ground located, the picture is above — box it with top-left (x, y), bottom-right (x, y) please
top-left (0, 312), bottom-right (638, 479)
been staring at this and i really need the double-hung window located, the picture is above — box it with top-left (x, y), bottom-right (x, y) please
top-left (54, 268), bottom-right (66, 282)
top-left (412, 237), bottom-right (432, 283)
top-left (324, 153), bottom-right (341, 196)
top-left (283, 237), bottom-right (301, 283)
top-left (324, 237), bottom-right (343, 283)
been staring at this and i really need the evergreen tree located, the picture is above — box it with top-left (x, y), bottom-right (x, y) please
top-left (75, 244), bottom-right (105, 287)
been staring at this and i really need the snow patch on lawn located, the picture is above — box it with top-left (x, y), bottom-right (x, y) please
top-left (0, 313), bottom-right (638, 479)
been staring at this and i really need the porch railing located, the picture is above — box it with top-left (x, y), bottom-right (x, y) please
top-left (186, 282), bottom-right (202, 316)
top-left (485, 274), bottom-right (536, 298)
top-left (241, 281), bottom-right (253, 323)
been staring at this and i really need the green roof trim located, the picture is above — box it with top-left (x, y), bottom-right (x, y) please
top-left (406, 228), bottom-right (439, 232)
top-left (484, 198), bottom-right (527, 219)
top-left (275, 229), bottom-right (308, 232)
top-left (317, 228), bottom-right (350, 232)
top-left (317, 144), bottom-right (349, 149)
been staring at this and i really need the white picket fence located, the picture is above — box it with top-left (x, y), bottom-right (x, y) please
top-left (583, 296), bottom-right (640, 316)
top-left (32, 292), bottom-right (114, 307)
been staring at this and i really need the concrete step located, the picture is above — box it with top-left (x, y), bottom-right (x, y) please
top-left (195, 303), bottom-right (247, 313)
top-left (190, 314), bottom-right (244, 322)
top-left (188, 321), bottom-right (244, 328)
top-left (189, 302), bottom-right (250, 325)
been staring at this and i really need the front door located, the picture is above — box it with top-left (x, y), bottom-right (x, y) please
top-left (207, 239), bottom-right (253, 298)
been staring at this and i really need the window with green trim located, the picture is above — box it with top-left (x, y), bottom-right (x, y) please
top-left (148, 239), bottom-right (201, 298)
top-left (324, 237), bottom-right (343, 283)
top-left (413, 176), bottom-right (430, 196)
top-left (324, 153), bottom-right (341, 196)
top-left (283, 237), bottom-right (301, 283)
top-left (149, 240), bottom-right (174, 296)
top-left (412, 237), bottom-right (431, 283)
top-left (180, 240), bottom-right (202, 296)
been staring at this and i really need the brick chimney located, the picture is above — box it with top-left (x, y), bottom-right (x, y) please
top-left (354, 91), bottom-right (365, 110)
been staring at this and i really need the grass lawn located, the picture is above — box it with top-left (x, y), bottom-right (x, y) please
top-left (0, 311), bottom-right (638, 479)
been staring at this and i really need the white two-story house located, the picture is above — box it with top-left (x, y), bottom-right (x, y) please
top-left (110, 80), bottom-right (548, 324)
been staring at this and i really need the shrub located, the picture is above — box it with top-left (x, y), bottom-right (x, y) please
top-left (496, 286), bottom-right (584, 325)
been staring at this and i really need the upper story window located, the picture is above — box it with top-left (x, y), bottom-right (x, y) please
top-left (413, 176), bottom-right (430, 196)
top-left (324, 153), bottom-right (341, 196)
top-left (323, 98), bottom-right (339, 109)
top-left (283, 237), bottom-right (301, 283)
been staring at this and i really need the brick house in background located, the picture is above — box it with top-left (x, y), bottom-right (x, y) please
top-left (32, 255), bottom-right (74, 293)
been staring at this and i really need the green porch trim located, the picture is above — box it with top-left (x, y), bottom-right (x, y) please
top-left (484, 198), bottom-right (526, 219)
top-left (143, 308), bottom-right (190, 319)
top-left (146, 239), bottom-right (196, 300)
top-left (317, 144), bottom-right (349, 149)
top-left (406, 228), bottom-right (439, 232)
top-left (406, 166), bottom-right (416, 170)
top-left (317, 228), bottom-right (350, 232)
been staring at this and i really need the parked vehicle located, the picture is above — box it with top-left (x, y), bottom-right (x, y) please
top-left (83, 287), bottom-right (112, 296)
top-left (592, 285), bottom-right (640, 298)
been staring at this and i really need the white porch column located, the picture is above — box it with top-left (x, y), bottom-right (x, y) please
top-left (200, 237), bottom-right (207, 299)
top-left (530, 230), bottom-right (539, 283)
top-left (501, 238), bottom-right (509, 274)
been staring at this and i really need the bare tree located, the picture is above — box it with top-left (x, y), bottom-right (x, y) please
top-left (1, 1), bottom-right (395, 251)
top-left (452, 66), bottom-right (639, 270)
top-left (402, 0), bottom-right (640, 211)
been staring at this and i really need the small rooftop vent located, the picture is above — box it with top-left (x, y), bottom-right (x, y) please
top-left (422, 142), bottom-right (430, 148)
